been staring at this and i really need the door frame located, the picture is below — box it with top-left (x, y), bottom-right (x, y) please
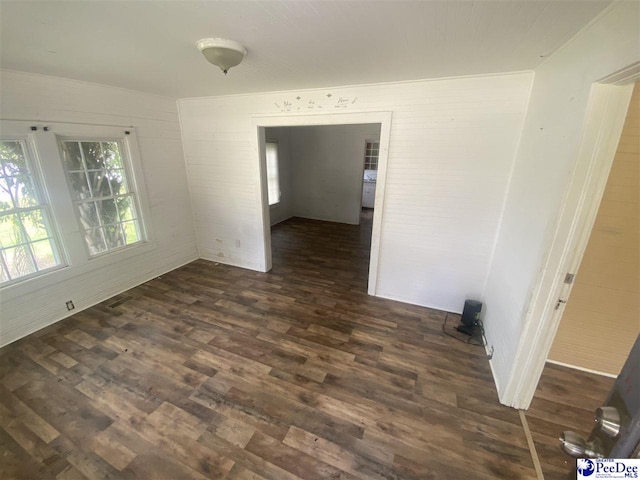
top-left (504, 64), bottom-right (640, 409)
top-left (250, 111), bottom-right (393, 296)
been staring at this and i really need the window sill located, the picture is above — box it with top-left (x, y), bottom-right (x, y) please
top-left (0, 264), bottom-right (68, 290)
top-left (0, 239), bottom-right (157, 302)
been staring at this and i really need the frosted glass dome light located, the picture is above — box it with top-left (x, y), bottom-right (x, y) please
top-left (196, 38), bottom-right (247, 75)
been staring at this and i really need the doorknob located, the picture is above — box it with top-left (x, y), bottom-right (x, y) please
top-left (560, 431), bottom-right (605, 458)
top-left (595, 406), bottom-right (621, 438)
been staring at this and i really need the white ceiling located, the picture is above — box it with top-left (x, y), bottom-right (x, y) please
top-left (0, 0), bottom-right (613, 98)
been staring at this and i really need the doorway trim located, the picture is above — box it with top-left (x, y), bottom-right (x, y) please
top-left (250, 111), bottom-right (393, 296)
top-left (503, 72), bottom-right (638, 408)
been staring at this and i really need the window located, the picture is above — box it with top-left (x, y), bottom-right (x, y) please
top-left (0, 121), bottom-right (152, 289)
top-left (266, 142), bottom-right (280, 206)
top-left (59, 140), bottom-right (142, 256)
top-left (364, 140), bottom-right (379, 170)
top-left (0, 139), bottom-right (63, 284)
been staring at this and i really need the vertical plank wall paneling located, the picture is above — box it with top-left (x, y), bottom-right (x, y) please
top-left (0, 71), bottom-right (198, 347)
top-left (549, 83), bottom-right (640, 375)
top-left (178, 73), bottom-right (533, 313)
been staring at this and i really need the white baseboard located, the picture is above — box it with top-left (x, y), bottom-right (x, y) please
top-left (546, 359), bottom-right (617, 378)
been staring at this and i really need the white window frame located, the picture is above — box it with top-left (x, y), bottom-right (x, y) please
top-left (0, 134), bottom-right (66, 285)
top-left (364, 139), bottom-right (380, 170)
top-left (52, 123), bottom-right (153, 262)
top-left (0, 120), bottom-right (155, 297)
top-left (266, 141), bottom-right (281, 206)
top-left (57, 136), bottom-right (146, 257)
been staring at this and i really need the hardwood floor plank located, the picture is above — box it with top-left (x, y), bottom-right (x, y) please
top-left (120, 452), bottom-right (210, 480)
top-left (206, 411), bottom-right (257, 448)
top-left (0, 426), bottom-right (55, 480)
top-left (127, 409), bottom-right (235, 478)
top-left (255, 328), bottom-right (357, 363)
top-left (190, 377), bottom-right (290, 441)
top-left (224, 464), bottom-right (270, 480)
top-left (245, 430), bottom-right (360, 480)
top-left (197, 430), bottom-right (303, 480)
top-left (55, 464), bottom-right (89, 480)
top-left (0, 384), bottom-right (60, 445)
top-left (89, 428), bottom-right (136, 471)
top-left (283, 425), bottom-right (399, 480)
top-left (48, 435), bottom-right (123, 480)
top-left (1, 416), bottom-right (60, 466)
top-left (13, 380), bottom-right (112, 446)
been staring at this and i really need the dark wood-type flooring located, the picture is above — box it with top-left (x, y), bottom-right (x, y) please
top-left (0, 212), bottom-right (613, 479)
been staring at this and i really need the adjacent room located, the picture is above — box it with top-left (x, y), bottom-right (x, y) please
top-left (263, 123), bottom-right (381, 285)
top-left (0, 1), bottom-right (638, 479)
top-left (263, 123), bottom-right (381, 300)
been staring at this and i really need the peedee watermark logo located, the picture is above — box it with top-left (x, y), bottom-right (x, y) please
top-left (577, 459), bottom-right (640, 479)
top-left (578, 459), bottom-right (596, 476)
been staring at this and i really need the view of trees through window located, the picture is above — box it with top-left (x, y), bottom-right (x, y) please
top-left (60, 140), bottom-right (142, 255)
top-left (0, 140), bottom-right (61, 283)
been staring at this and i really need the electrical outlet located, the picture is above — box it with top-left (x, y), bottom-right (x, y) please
top-left (66, 300), bottom-right (75, 311)
top-left (487, 345), bottom-right (494, 360)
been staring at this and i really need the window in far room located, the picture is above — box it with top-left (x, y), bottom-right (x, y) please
top-left (266, 141), bottom-right (280, 206)
top-left (364, 140), bottom-right (379, 170)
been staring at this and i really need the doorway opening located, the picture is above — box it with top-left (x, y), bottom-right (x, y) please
top-left (547, 82), bottom-right (640, 377)
top-left (261, 123), bottom-right (382, 294)
top-left (503, 64), bottom-right (640, 411)
top-left (251, 112), bottom-right (392, 296)
top-left (522, 81), bottom-right (639, 478)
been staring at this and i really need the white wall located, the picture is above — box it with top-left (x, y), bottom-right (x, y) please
top-left (178, 72), bottom-right (532, 312)
top-left (266, 127), bottom-right (293, 226)
top-left (290, 124), bottom-right (380, 225)
top-left (0, 70), bottom-right (198, 347)
top-left (483, 1), bottom-right (640, 399)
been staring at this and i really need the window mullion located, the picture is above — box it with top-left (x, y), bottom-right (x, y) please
top-left (0, 250), bottom-right (12, 281)
top-left (0, 173), bottom-right (20, 210)
top-left (11, 206), bottom-right (41, 273)
top-left (1, 205), bottom-right (49, 216)
top-left (78, 141), bottom-right (94, 198)
top-left (14, 212), bottom-right (32, 249)
top-left (72, 193), bottom-right (129, 204)
top-left (98, 225), bottom-right (108, 251)
top-left (118, 222), bottom-right (127, 246)
top-left (24, 237), bottom-right (40, 273)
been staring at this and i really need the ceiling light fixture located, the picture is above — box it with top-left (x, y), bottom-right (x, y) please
top-left (196, 38), bottom-right (247, 75)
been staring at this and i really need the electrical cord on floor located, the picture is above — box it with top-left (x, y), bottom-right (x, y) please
top-left (442, 312), bottom-right (486, 347)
